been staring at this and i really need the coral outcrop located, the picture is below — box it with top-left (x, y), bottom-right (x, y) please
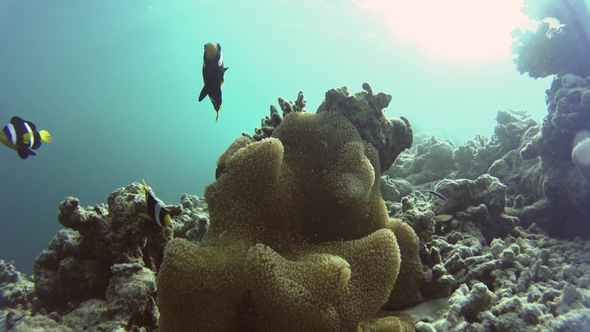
top-left (157, 111), bottom-right (419, 331)
top-left (31, 183), bottom-right (181, 331)
top-left (518, 74), bottom-right (590, 238)
top-left (248, 84), bottom-right (413, 173)
top-left (317, 84), bottom-right (413, 172)
top-left (379, 85), bottom-right (590, 330)
top-left (0, 260), bottom-right (35, 311)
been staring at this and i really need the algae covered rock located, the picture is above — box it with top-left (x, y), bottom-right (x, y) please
top-left (317, 84), bottom-right (413, 172)
top-left (32, 182), bottom-right (178, 331)
top-left (157, 111), bottom-right (420, 331)
top-left (249, 84), bottom-right (413, 173)
top-left (518, 74), bottom-right (590, 239)
top-left (0, 260), bottom-right (35, 311)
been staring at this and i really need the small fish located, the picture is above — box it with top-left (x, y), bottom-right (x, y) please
top-left (429, 191), bottom-right (446, 201)
top-left (219, 230), bottom-right (227, 240)
top-left (139, 179), bottom-right (172, 227)
top-left (0, 116), bottom-right (52, 159)
top-left (198, 42), bottom-right (229, 122)
top-left (433, 214), bottom-right (453, 222)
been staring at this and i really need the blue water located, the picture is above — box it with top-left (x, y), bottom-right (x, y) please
top-left (0, 0), bottom-right (551, 275)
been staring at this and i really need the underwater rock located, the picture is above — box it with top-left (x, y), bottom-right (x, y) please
top-left (175, 193), bottom-right (209, 242)
top-left (387, 136), bottom-right (455, 186)
top-left (380, 176), bottom-right (413, 203)
top-left (416, 223), bottom-right (590, 331)
top-left (249, 84), bottom-right (413, 173)
top-left (316, 84), bottom-right (413, 172)
top-left (431, 174), bottom-right (515, 243)
top-left (32, 182), bottom-right (180, 330)
top-left (0, 308), bottom-right (73, 332)
top-left (384, 109), bottom-right (538, 189)
top-left (106, 262), bottom-right (158, 328)
top-left (518, 74), bottom-right (590, 239)
top-left (0, 260), bottom-right (35, 311)
top-left (59, 299), bottom-right (110, 331)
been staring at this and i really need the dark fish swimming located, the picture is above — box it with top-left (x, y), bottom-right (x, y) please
top-left (0, 116), bottom-right (52, 159)
top-left (428, 191), bottom-right (446, 201)
top-left (198, 42), bottom-right (229, 122)
top-left (139, 179), bottom-right (172, 227)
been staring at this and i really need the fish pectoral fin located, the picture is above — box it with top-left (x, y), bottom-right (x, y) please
top-left (138, 213), bottom-right (153, 221)
top-left (163, 214), bottom-right (172, 227)
top-left (22, 133), bottom-right (32, 145)
top-left (198, 86), bottom-right (208, 102)
top-left (39, 130), bottom-right (52, 143)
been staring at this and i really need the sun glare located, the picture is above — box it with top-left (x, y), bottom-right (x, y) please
top-left (353, 0), bottom-right (536, 62)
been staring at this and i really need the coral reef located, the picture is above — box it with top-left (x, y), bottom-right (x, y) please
top-left (251, 91), bottom-right (307, 141)
top-left (415, 224), bottom-right (590, 331)
top-left (510, 0), bottom-right (590, 78)
top-left (248, 84), bottom-right (413, 173)
top-left (316, 84), bottom-right (413, 172)
top-left (30, 183), bottom-right (181, 331)
top-left (174, 194), bottom-right (209, 241)
top-left (519, 74), bottom-right (590, 238)
top-left (157, 110), bottom-right (420, 331)
top-left (379, 83), bottom-right (590, 329)
top-left (2, 81), bottom-right (589, 331)
top-left (0, 260), bottom-right (35, 311)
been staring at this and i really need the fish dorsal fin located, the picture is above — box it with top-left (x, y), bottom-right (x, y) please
top-left (10, 116), bottom-right (25, 126)
top-left (39, 130), bottom-right (52, 143)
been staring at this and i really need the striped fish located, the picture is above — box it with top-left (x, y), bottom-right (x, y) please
top-left (139, 179), bottom-right (172, 227)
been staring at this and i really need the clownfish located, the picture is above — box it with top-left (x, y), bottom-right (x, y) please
top-left (198, 42), bottom-right (229, 122)
top-left (0, 116), bottom-right (52, 159)
top-left (139, 179), bottom-right (172, 227)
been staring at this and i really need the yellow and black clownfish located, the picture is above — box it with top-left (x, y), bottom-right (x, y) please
top-left (0, 116), bottom-right (52, 159)
top-left (198, 42), bottom-right (229, 122)
top-left (139, 179), bottom-right (172, 228)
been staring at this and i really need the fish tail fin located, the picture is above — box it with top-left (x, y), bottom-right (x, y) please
top-left (215, 111), bottom-right (219, 123)
top-left (198, 86), bottom-right (208, 102)
top-left (39, 130), bottom-right (52, 143)
top-left (141, 179), bottom-right (148, 195)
